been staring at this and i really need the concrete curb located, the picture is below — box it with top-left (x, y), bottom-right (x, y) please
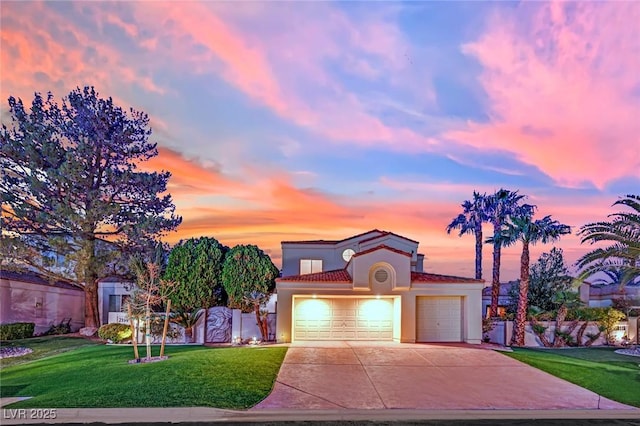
top-left (1, 407), bottom-right (640, 424)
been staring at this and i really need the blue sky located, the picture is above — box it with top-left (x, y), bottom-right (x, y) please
top-left (1, 1), bottom-right (639, 280)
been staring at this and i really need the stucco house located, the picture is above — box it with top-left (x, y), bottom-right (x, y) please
top-left (275, 230), bottom-right (484, 344)
top-left (481, 281), bottom-right (517, 318)
top-left (579, 281), bottom-right (640, 308)
top-left (0, 269), bottom-right (85, 334)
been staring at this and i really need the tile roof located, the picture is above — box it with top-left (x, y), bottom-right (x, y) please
top-left (411, 272), bottom-right (484, 284)
top-left (0, 269), bottom-right (83, 291)
top-left (281, 229), bottom-right (384, 245)
top-left (482, 281), bottom-right (517, 296)
top-left (589, 284), bottom-right (640, 297)
top-left (278, 269), bottom-right (482, 284)
top-left (277, 269), bottom-right (353, 283)
top-left (352, 244), bottom-right (412, 258)
top-left (359, 231), bottom-right (419, 245)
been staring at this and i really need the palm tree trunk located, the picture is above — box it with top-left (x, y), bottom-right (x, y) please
top-left (490, 243), bottom-right (501, 317)
top-left (474, 224), bottom-right (483, 280)
top-left (512, 242), bottom-right (530, 346)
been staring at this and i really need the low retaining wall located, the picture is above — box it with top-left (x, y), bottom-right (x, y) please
top-left (486, 318), bottom-right (638, 347)
top-left (114, 307), bottom-right (277, 344)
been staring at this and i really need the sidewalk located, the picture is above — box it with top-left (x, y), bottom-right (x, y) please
top-left (1, 403), bottom-right (640, 425)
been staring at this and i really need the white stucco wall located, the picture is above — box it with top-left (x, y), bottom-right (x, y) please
top-left (276, 271), bottom-right (483, 345)
top-left (98, 280), bottom-right (133, 324)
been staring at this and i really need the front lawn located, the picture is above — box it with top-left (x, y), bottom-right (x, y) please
top-left (1, 336), bottom-right (99, 369)
top-left (504, 347), bottom-right (640, 408)
top-left (0, 341), bottom-right (287, 409)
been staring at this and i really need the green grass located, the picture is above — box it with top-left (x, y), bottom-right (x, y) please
top-left (503, 347), bottom-right (640, 408)
top-left (1, 336), bottom-right (99, 369)
top-left (0, 341), bottom-right (287, 409)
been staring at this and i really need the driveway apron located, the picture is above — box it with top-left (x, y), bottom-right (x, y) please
top-left (252, 341), bottom-right (635, 410)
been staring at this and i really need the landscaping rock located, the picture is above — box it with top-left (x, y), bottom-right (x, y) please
top-left (0, 346), bottom-right (33, 359)
top-left (79, 327), bottom-right (98, 337)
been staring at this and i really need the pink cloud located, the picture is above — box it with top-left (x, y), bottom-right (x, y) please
top-left (129, 2), bottom-right (434, 150)
top-left (0, 2), bottom-right (164, 107)
top-left (447, 1), bottom-right (640, 189)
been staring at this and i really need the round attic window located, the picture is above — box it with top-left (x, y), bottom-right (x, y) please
top-left (374, 268), bottom-right (389, 283)
top-left (342, 248), bottom-right (355, 262)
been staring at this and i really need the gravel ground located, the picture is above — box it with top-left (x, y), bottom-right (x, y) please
top-left (0, 346), bottom-right (33, 359)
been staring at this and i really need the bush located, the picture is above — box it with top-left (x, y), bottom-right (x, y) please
top-left (594, 307), bottom-right (626, 345)
top-left (98, 323), bottom-right (132, 343)
top-left (43, 318), bottom-right (72, 336)
top-left (0, 322), bottom-right (35, 340)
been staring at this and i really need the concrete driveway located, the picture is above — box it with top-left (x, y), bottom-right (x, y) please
top-left (253, 341), bottom-right (635, 410)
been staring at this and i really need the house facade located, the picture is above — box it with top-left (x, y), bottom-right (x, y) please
top-left (275, 230), bottom-right (484, 344)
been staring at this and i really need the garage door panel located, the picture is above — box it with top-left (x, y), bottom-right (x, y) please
top-left (294, 298), bottom-right (394, 341)
top-left (416, 296), bottom-right (462, 342)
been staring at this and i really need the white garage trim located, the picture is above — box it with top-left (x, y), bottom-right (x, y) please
top-left (292, 296), bottom-right (397, 341)
top-left (416, 296), bottom-right (463, 342)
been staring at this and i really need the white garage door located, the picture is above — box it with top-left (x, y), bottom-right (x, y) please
top-left (416, 296), bottom-right (462, 342)
top-left (294, 298), bottom-right (394, 341)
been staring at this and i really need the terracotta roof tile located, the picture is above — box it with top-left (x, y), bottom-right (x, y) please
top-left (482, 281), bottom-right (517, 296)
top-left (281, 229), bottom-right (384, 245)
top-left (359, 231), bottom-right (419, 245)
top-left (411, 272), bottom-right (484, 284)
top-left (277, 269), bottom-right (352, 283)
top-left (0, 269), bottom-right (83, 290)
top-left (353, 244), bottom-right (412, 258)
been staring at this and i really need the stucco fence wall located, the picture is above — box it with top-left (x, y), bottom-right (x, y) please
top-left (109, 307), bottom-right (276, 344)
top-left (486, 318), bottom-right (639, 347)
top-left (1, 278), bottom-right (85, 335)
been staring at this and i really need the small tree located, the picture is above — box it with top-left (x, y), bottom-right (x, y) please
top-left (508, 248), bottom-right (573, 314)
top-left (126, 254), bottom-right (175, 361)
top-left (595, 307), bottom-right (626, 345)
top-left (163, 237), bottom-right (229, 310)
top-left (221, 245), bottom-right (279, 341)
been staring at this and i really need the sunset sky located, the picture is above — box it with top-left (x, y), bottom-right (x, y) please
top-left (1, 1), bottom-right (638, 281)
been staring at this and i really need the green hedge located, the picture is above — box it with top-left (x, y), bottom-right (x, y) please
top-left (0, 322), bottom-right (35, 340)
top-left (97, 323), bottom-right (132, 343)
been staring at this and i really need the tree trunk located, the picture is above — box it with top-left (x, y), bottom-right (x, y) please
top-left (83, 236), bottom-right (100, 329)
top-left (530, 317), bottom-right (552, 347)
top-left (576, 321), bottom-right (589, 346)
top-left (511, 242), bottom-right (530, 346)
top-left (490, 243), bottom-right (502, 318)
top-left (254, 304), bottom-right (267, 341)
top-left (84, 279), bottom-right (100, 328)
top-left (553, 305), bottom-right (568, 347)
top-left (474, 225), bottom-right (483, 280)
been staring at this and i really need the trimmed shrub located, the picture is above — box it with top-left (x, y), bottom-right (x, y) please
top-left (98, 323), bottom-right (132, 343)
top-left (0, 322), bottom-right (35, 340)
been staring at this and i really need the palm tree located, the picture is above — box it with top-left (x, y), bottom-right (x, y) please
top-left (503, 214), bottom-right (571, 346)
top-left (483, 189), bottom-right (534, 317)
top-left (446, 191), bottom-right (488, 280)
top-left (577, 194), bottom-right (640, 286)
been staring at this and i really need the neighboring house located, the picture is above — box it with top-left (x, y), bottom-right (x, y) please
top-left (275, 229), bottom-right (484, 344)
top-left (481, 281), bottom-right (517, 318)
top-left (0, 269), bottom-right (85, 334)
top-left (580, 282), bottom-right (640, 308)
top-left (481, 280), bottom-right (640, 315)
top-left (98, 276), bottom-right (135, 325)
